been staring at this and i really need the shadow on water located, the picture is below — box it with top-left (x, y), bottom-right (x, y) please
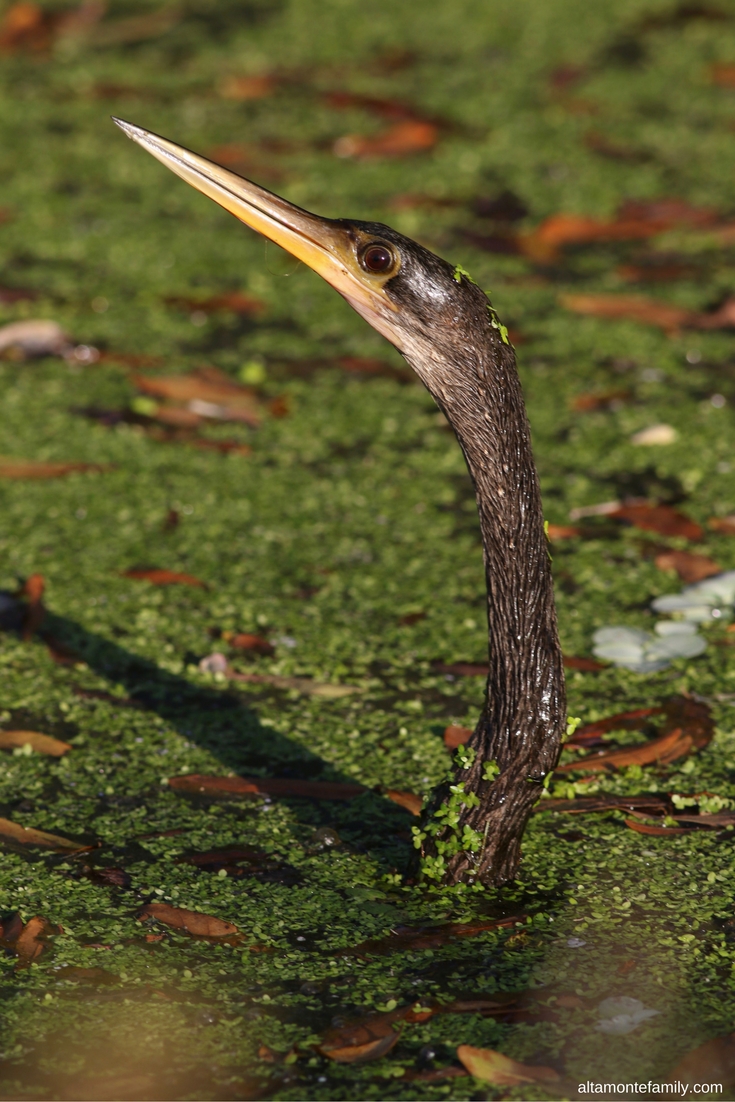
top-left (0, 615), bottom-right (419, 1100)
top-left (36, 610), bottom-right (414, 860)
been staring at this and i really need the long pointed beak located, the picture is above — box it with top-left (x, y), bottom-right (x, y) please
top-left (112, 117), bottom-right (401, 345)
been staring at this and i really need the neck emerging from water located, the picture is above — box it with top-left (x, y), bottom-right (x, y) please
top-left (430, 338), bottom-right (566, 774)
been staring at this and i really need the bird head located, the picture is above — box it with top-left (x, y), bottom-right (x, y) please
top-left (112, 118), bottom-right (497, 394)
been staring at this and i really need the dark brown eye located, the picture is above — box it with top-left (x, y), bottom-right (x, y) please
top-left (361, 244), bottom-right (394, 273)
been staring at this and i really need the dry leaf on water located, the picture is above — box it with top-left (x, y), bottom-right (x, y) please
top-left (168, 773), bottom-right (365, 800)
top-left (163, 292), bottom-right (265, 316)
top-left (563, 655), bottom-right (607, 671)
top-left (218, 74), bottom-right (280, 100)
top-left (2, 914), bottom-right (58, 969)
top-left (0, 817), bottom-right (93, 853)
top-left (607, 502), bottom-right (703, 541)
top-left (560, 292), bottom-right (694, 332)
top-left (444, 724), bottom-right (473, 749)
top-left (671, 1032), bottom-right (735, 1088)
top-left (0, 730), bottom-right (71, 756)
top-left (537, 793), bottom-right (670, 815)
top-left (334, 119), bottom-right (438, 159)
top-left (654, 550), bottom-right (721, 583)
top-left (344, 915), bottom-right (526, 957)
top-left (132, 370), bottom-right (263, 427)
top-left (122, 568), bottom-right (207, 588)
top-left (562, 291), bottom-right (735, 334)
top-left (566, 706), bottom-right (664, 747)
top-left (571, 389), bottom-right (632, 412)
top-left (223, 631), bottom-right (274, 655)
top-left (518, 199), bottom-right (717, 263)
top-left (20, 571), bottom-right (45, 639)
top-left (385, 789), bottom-right (422, 815)
top-left (0, 459), bottom-right (112, 479)
top-left (456, 1044), bottom-right (560, 1086)
top-left (710, 515), bottom-right (735, 535)
top-left (624, 818), bottom-right (689, 836)
top-left (136, 902), bottom-right (242, 942)
top-left (556, 695), bottom-right (713, 773)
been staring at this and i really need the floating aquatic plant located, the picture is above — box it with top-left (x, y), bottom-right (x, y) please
top-left (592, 622), bottom-right (706, 673)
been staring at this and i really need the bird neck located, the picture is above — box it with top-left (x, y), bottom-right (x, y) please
top-left (430, 339), bottom-right (565, 771)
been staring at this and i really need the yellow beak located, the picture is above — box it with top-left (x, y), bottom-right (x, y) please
top-left (112, 118), bottom-right (401, 346)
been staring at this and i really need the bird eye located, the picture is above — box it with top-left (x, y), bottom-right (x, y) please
top-left (361, 243), bottom-right (394, 273)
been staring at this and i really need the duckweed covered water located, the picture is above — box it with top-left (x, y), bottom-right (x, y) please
top-left (2, 0), bottom-right (735, 1098)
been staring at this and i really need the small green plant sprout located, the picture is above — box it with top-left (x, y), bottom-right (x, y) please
top-left (486, 303), bottom-right (510, 345)
top-left (453, 263), bottom-right (477, 284)
top-left (454, 744), bottom-right (476, 769)
top-left (482, 759), bottom-right (500, 782)
top-left (565, 716), bottom-right (582, 741)
top-left (416, 782), bottom-right (483, 878)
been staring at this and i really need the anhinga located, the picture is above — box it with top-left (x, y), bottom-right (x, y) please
top-left (113, 117), bottom-right (566, 887)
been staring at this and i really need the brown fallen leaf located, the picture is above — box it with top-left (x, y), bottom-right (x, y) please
top-left (385, 789), bottom-right (422, 815)
top-left (456, 1044), bottom-right (559, 1087)
top-left (546, 523), bottom-right (582, 539)
top-left (608, 502), bottom-right (703, 541)
top-left (14, 915), bottom-right (58, 969)
top-left (0, 730), bottom-right (71, 756)
top-left (536, 793), bottom-right (671, 815)
top-left (0, 459), bottom-right (112, 479)
top-left (321, 1031), bottom-right (401, 1063)
top-left (624, 818), bottom-right (689, 836)
top-left (557, 728), bottom-right (691, 774)
top-left (136, 903), bottom-right (242, 942)
top-left (616, 259), bottom-right (699, 283)
top-left (654, 549), bottom-right (721, 583)
top-left (557, 695), bottom-right (713, 773)
top-left (671, 1031), bottom-right (735, 1088)
top-left (20, 571), bottom-right (45, 640)
top-left (0, 817), bottom-right (94, 853)
top-left (224, 631), bottom-right (274, 655)
top-left (710, 515), bottom-right (735, 535)
top-left (218, 74), bottom-right (280, 100)
top-left (334, 119), bottom-right (438, 159)
top-left (122, 568), bottom-right (207, 588)
top-left (571, 389), bottom-right (632, 412)
top-left (520, 199), bottom-right (718, 263)
top-left (168, 773), bottom-right (365, 800)
top-left (133, 368), bottom-right (257, 403)
top-left (0, 1), bottom-right (58, 52)
top-left (563, 655), bottom-right (607, 671)
top-left (444, 724), bottom-right (472, 749)
top-left (560, 292), bottom-right (694, 332)
top-left (567, 706), bottom-right (665, 747)
top-left (344, 915), bottom-right (526, 957)
top-left (163, 291), bottom-right (265, 316)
